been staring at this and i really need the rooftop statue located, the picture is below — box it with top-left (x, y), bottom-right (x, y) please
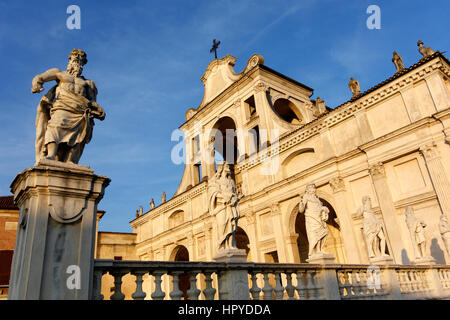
top-left (32, 49), bottom-right (105, 164)
top-left (348, 77), bottom-right (361, 97)
top-left (392, 51), bottom-right (405, 73)
top-left (417, 40), bottom-right (435, 57)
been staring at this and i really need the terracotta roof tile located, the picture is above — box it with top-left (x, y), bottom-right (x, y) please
top-left (0, 196), bottom-right (17, 210)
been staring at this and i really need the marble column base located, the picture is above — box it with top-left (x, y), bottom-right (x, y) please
top-left (307, 252), bottom-right (336, 264)
top-left (414, 256), bottom-right (436, 265)
top-left (369, 255), bottom-right (394, 265)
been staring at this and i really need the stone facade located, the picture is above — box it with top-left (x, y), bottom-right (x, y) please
top-left (127, 49), bottom-right (450, 271)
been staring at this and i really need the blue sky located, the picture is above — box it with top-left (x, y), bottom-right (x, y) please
top-left (0, 1), bottom-right (448, 233)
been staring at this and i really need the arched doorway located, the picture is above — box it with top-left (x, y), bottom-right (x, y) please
top-left (294, 199), bottom-right (346, 263)
top-left (171, 245), bottom-right (190, 299)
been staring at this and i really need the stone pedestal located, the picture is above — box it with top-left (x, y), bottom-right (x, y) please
top-left (414, 256), bottom-right (436, 265)
top-left (306, 252), bottom-right (336, 264)
top-left (214, 248), bottom-right (249, 300)
top-left (369, 255), bottom-right (394, 265)
top-left (8, 160), bottom-right (110, 300)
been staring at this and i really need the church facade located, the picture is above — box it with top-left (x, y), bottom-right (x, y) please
top-left (123, 45), bottom-right (450, 270)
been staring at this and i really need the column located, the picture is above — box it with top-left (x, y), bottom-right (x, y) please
top-left (369, 162), bottom-right (404, 263)
top-left (245, 211), bottom-right (260, 262)
top-left (8, 160), bottom-right (110, 300)
top-left (420, 142), bottom-right (450, 216)
top-left (253, 82), bottom-right (271, 147)
top-left (329, 176), bottom-right (362, 263)
top-left (271, 203), bottom-right (288, 262)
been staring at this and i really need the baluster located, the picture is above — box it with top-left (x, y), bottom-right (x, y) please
top-left (249, 272), bottom-right (261, 300)
top-left (202, 272), bottom-right (216, 300)
top-left (273, 271), bottom-right (284, 300)
top-left (131, 271), bottom-right (147, 300)
top-left (262, 272), bottom-right (273, 300)
top-left (357, 270), bottom-right (367, 298)
top-left (295, 271), bottom-right (306, 300)
top-left (360, 270), bottom-right (371, 298)
top-left (93, 270), bottom-right (105, 300)
top-left (151, 271), bottom-right (166, 300)
top-left (365, 269), bottom-right (375, 297)
top-left (351, 270), bottom-right (361, 298)
top-left (337, 270), bottom-right (346, 298)
top-left (169, 272), bottom-right (184, 300)
top-left (187, 272), bottom-right (201, 300)
top-left (110, 271), bottom-right (126, 300)
top-left (284, 272), bottom-right (295, 300)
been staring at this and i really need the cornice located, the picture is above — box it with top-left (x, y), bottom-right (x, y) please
top-left (235, 55), bottom-right (447, 173)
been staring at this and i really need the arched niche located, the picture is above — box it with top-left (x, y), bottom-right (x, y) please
top-left (271, 98), bottom-right (305, 125)
top-left (289, 197), bottom-right (346, 263)
top-left (168, 210), bottom-right (184, 229)
top-left (280, 148), bottom-right (317, 179)
top-left (235, 227), bottom-right (251, 261)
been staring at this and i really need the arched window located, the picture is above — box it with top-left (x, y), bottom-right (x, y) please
top-left (272, 98), bottom-right (303, 124)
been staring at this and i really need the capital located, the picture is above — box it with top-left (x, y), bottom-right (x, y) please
top-left (369, 162), bottom-right (385, 178)
top-left (254, 82), bottom-right (268, 93)
top-left (329, 176), bottom-right (345, 193)
top-left (419, 142), bottom-right (438, 160)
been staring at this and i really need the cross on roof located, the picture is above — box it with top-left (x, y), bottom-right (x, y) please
top-left (210, 39), bottom-right (221, 59)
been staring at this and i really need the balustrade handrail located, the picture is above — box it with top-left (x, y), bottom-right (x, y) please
top-left (92, 259), bottom-right (450, 300)
top-left (94, 259), bottom-right (450, 272)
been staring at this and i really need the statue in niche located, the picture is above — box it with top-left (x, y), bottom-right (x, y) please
top-left (417, 40), bottom-right (435, 57)
top-left (298, 183), bottom-right (330, 258)
top-left (32, 49), bottom-right (105, 164)
top-left (348, 77), bottom-right (361, 97)
top-left (208, 161), bottom-right (242, 251)
top-left (392, 51), bottom-right (405, 73)
top-left (358, 196), bottom-right (389, 259)
top-left (405, 206), bottom-right (428, 259)
top-left (439, 214), bottom-right (450, 256)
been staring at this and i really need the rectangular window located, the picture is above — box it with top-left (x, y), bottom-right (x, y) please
top-left (244, 95), bottom-right (256, 118)
top-left (113, 256), bottom-right (122, 261)
top-left (193, 135), bottom-right (200, 153)
top-left (194, 163), bottom-right (202, 184)
top-left (248, 125), bottom-right (260, 155)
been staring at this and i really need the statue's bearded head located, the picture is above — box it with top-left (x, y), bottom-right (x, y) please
top-left (306, 183), bottom-right (316, 195)
top-left (362, 196), bottom-right (372, 209)
top-left (67, 49), bottom-right (87, 77)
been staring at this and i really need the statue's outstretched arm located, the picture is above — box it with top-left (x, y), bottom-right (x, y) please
top-left (31, 68), bottom-right (61, 93)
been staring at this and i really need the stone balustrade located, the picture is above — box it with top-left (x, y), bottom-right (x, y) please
top-left (93, 260), bottom-right (450, 300)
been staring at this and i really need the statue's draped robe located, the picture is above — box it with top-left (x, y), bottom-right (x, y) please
top-left (300, 194), bottom-right (328, 252)
top-left (406, 215), bottom-right (426, 245)
top-left (35, 86), bottom-right (93, 161)
top-left (362, 210), bottom-right (382, 240)
top-left (208, 172), bottom-right (239, 249)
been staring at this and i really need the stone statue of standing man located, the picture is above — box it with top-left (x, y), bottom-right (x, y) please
top-left (299, 183), bottom-right (330, 260)
top-left (208, 162), bottom-right (242, 251)
top-left (32, 49), bottom-right (105, 164)
top-left (359, 196), bottom-right (389, 260)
